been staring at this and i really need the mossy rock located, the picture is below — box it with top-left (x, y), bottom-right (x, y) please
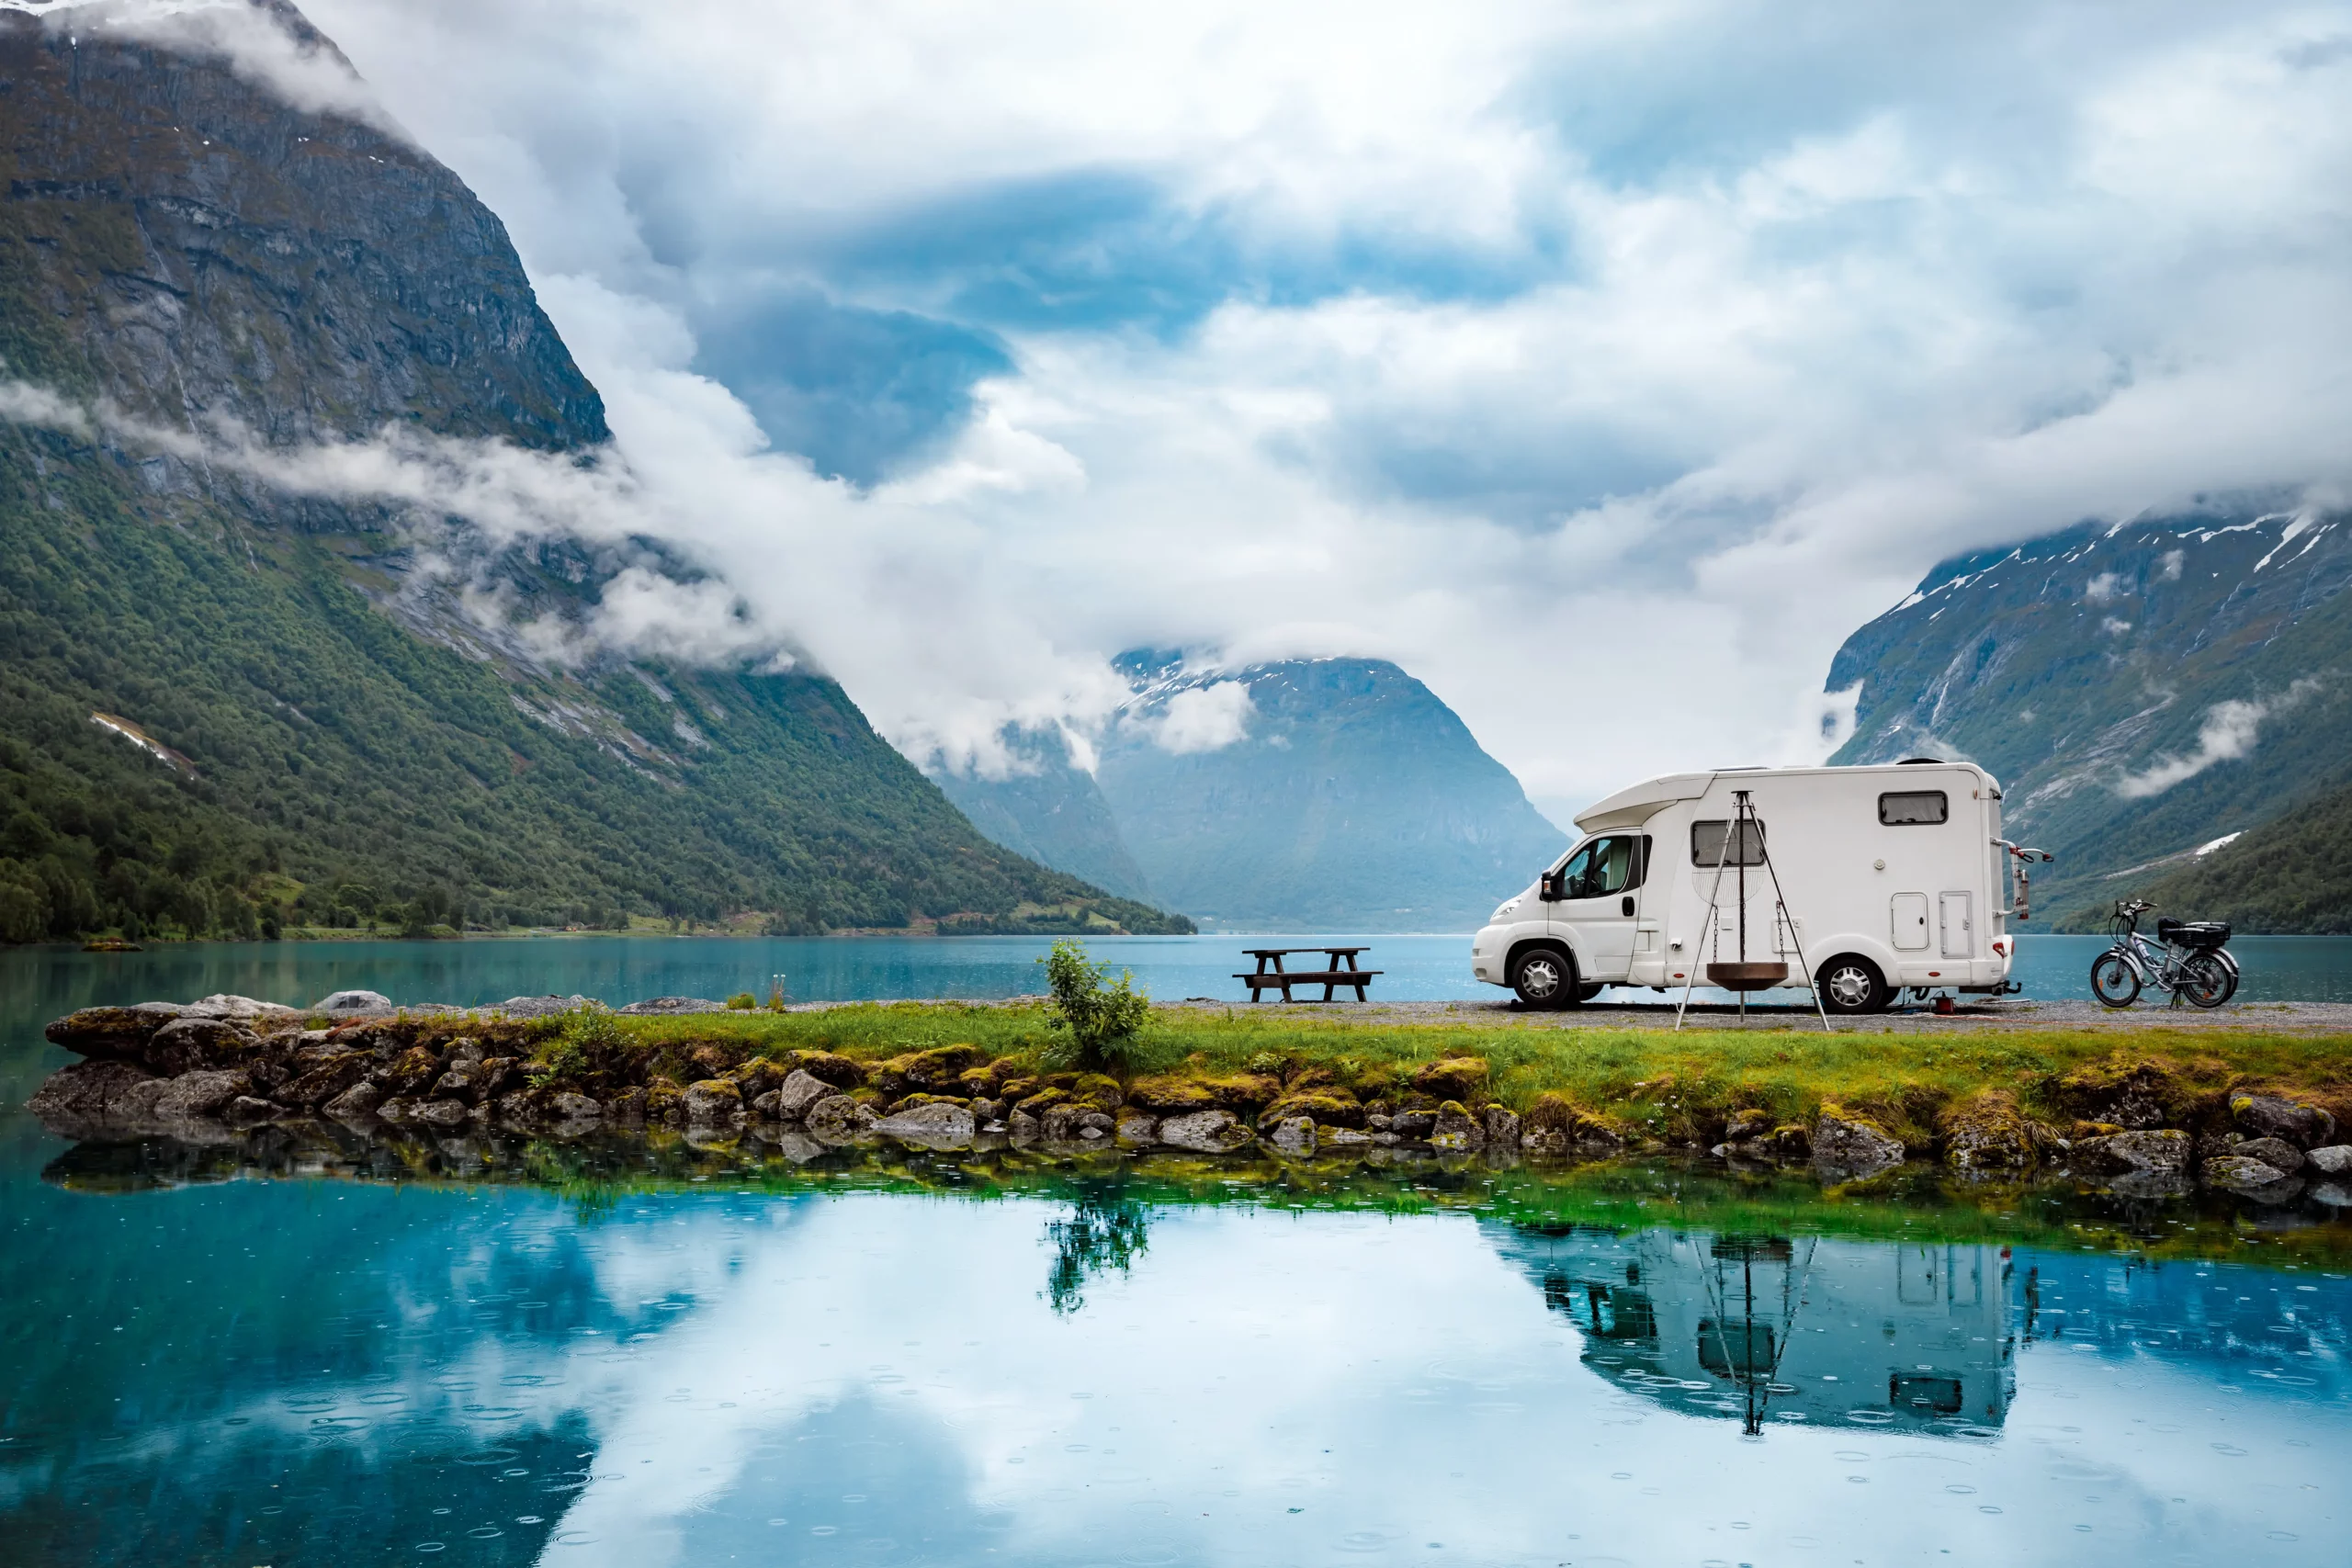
top-left (1521, 1092), bottom-right (1622, 1148)
top-left (887, 1092), bottom-right (971, 1114)
top-left (644, 1079), bottom-right (685, 1125)
top-left (687, 1043), bottom-right (746, 1079)
top-left (882, 1043), bottom-right (988, 1088)
top-left (1068, 1074), bottom-right (1124, 1112)
top-left (1940, 1089), bottom-right (2054, 1170)
top-left (1259, 1087), bottom-right (1364, 1129)
top-left (794, 1051), bottom-right (865, 1089)
top-left (2046, 1054), bottom-right (2189, 1129)
top-left (1413, 1057), bottom-right (1489, 1102)
top-left (1014, 1087), bottom-right (1069, 1116)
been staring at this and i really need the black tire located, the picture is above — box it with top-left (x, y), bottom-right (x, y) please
top-left (2090, 952), bottom-right (2141, 1009)
top-left (1511, 946), bottom-right (1578, 1009)
top-left (2210, 950), bottom-right (2241, 1004)
top-left (1815, 954), bottom-right (1890, 1015)
top-left (2180, 951), bottom-right (2232, 1009)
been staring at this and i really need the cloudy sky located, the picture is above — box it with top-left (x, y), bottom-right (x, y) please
top-left (251, 2), bottom-right (2352, 815)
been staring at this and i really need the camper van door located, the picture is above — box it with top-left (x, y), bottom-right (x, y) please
top-left (1550, 833), bottom-right (1647, 982)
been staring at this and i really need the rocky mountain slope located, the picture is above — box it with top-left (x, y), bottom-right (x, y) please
top-left (0, 1), bottom-right (1183, 940)
top-left (1825, 502), bottom-right (2352, 927)
top-left (937, 654), bottom-right (1567, 931)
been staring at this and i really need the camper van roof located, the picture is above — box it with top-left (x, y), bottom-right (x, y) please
top-left (1571, 761), bottom-right (1997, 832)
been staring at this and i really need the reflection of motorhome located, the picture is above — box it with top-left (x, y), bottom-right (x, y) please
top-left (1485, 1224), bottom-right (2016, 1434)
top-left (1471, 762), bottom-right (2018, 1011)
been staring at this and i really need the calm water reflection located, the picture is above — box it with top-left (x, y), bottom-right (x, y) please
top-left (5, 941), bottom-right (2352, 1564)
top-left (3, 1134), bottom-right (2348, 1565)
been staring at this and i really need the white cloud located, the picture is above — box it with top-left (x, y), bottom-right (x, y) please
top-left (55, 0), bottom-right (2352, 810)
top-left (2085, 571), bottom-right (2122, 604)
top-left (1147, 681), bottom-right (1255, 754)
top-left (20, 0), bottom-right (412, 140)
top-left (2114, 678), bottom-right (2321, 798)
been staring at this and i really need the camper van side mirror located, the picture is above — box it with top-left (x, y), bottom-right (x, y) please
top-left (1539, 871), bottom-right (1563, 902)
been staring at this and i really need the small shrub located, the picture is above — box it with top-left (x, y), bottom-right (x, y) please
top-left (531, 1004), bottom-right (631, 1087)
top-left (725, 992), bottom-right (756, 1011)
top-left (1037, 938), bottom-right (1152, 1075)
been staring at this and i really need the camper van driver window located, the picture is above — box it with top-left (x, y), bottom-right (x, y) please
top-left (1878, 790), bottom-right (1949, 826)
top-left (1560, 835), bottom-right (1645, 898)
top-left (1690, 820), bottom-right (1766, 866)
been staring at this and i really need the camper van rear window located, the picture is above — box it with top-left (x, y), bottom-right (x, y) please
top-left (1690, 820), bottom-right (1766, 866)
top-left (1878, 790), bottom-right (1949, 826)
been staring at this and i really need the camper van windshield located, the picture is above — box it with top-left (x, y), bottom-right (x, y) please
top-left (1878, 790), bottom-right (1949, 826)
top-left (1690, 820), bottom-right (1765, 866)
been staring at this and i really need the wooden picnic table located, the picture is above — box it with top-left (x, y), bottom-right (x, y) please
top-left (1234, 946), bottom-right (1383, 1002)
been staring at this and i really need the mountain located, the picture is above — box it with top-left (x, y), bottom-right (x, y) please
top-left (938, 653), bottom-right (1566, 931)
top-left (927, 725), bottom-right (1158, 905)
top-left (1824, 502), bottom-right (2352, 927)
top-left (0, 2), bottom-right (1185, 941)
top-left (2126, 782), bottom-right (2352, 934)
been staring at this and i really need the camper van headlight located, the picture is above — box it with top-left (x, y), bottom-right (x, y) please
top-left (1493, 897), bottom-right (1521, 921)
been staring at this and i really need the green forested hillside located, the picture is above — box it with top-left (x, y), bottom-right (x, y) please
top-left (0, 6), bottom-right (1185, 942)
top-left (2104, 784), bottom-right (2352, 934)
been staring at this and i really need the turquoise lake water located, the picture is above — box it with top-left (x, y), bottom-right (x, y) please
top-left (3, 937), bottom-right (2349, 1564)
top-left (2, 931), bottom-right (2351, 1028)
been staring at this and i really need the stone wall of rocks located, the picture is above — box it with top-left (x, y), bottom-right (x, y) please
top-left (24, 996), bottom-right (2350, 1204)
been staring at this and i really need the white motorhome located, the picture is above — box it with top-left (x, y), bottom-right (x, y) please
top-left (1471, 761), bottom-right (2021, 1013)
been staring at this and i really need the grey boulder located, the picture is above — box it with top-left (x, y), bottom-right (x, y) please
top-left (153, 1069), bottom-right (254, 1120)
top-left (1814, 1113), bottom-right (1904, 1176)
top-left (681, 1080), bottom-right (745, 1125)
top-left (2203, 1154), bottom-right (2290, 1190)
top-left (2305, 1145), bottom-right (2352, 1176)
top-left (323, 1080), bottom-right (387, 1121)
top-left (2230, 1094), bottom-right (2335, 1149)
top-left (27, 1059), bottom-right (157, 1125)
top-left (549, 1091), bottom-right (605, 1122)
top-left (411, 1099), bottom-right (471, 1128)
top-left (773, 1069), bottom-right (836, 1121)
top-left (1268, 1116), bottom-right (1317, 1155)
top-left (315, 989), bottom-right (394, 1013)
top-left (806, 1094), bottom-right (880, 1144)
top-left (144, 1017), bottom-right (262, 1075)
top-left (2072, 1129), bottom-right (2191, 1175)
top-left (875, 1100), bottom-right (977, 1147)
top-left (1158, 1110), bottom-right (1254, 1153)
top-left (2232, 1136), bottom-right (2305, 1174)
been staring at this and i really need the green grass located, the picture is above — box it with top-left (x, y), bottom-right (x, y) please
top-left (555, 1001), bottom-right (2352, 1148)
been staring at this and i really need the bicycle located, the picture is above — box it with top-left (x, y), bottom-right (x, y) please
top-left (2089, 899), bottom-right (2237, 1009)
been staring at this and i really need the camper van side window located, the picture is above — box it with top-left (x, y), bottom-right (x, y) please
top-left (1878, 790), bottom-right (1949, 826)
top-left (1690, 820), bottom-right (1765, 866)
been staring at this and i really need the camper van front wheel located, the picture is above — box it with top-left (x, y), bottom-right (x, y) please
top-left (1816, 955), bottom-right (1891, 1015)
top-left (1510, 947), bottom-right (1578, 1010)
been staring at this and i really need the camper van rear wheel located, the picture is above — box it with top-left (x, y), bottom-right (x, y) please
top-left (1510, 947), bottom-right (1577, 1010)
top-left (1815, 955), bottom-right (1890, 1015)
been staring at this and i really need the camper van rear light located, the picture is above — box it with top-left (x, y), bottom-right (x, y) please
top-left (1992, 939), bottom-right (2008, 957)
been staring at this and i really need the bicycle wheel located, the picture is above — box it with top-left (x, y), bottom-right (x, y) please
top-left (2211, 949), bottom-right (2241, 1004)
top-left (2178, 952), bottom-right (2231, 1008)
top-left (2090, 952), bottom-right (2141, 1008)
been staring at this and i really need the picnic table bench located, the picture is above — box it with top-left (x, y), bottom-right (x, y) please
top-left (1234, 946), bottom-right (1382, 1002)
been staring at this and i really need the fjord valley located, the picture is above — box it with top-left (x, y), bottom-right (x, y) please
top-left (933, 652), bottom-right (1568, 931)
top-left (0, 6), bottom-right (1182, 943)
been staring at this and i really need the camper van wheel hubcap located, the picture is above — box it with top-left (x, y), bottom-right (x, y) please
top-left (1517, 955), bottom-right (1565, 1000)
top-left (1825, 964), bottom-right (1873, 1010)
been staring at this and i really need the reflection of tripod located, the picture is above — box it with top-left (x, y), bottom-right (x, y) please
top-left (1697, 1234), bottom-right (1818, 1436)
top-left (1676, 789), bottom-right (1831, 1033)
